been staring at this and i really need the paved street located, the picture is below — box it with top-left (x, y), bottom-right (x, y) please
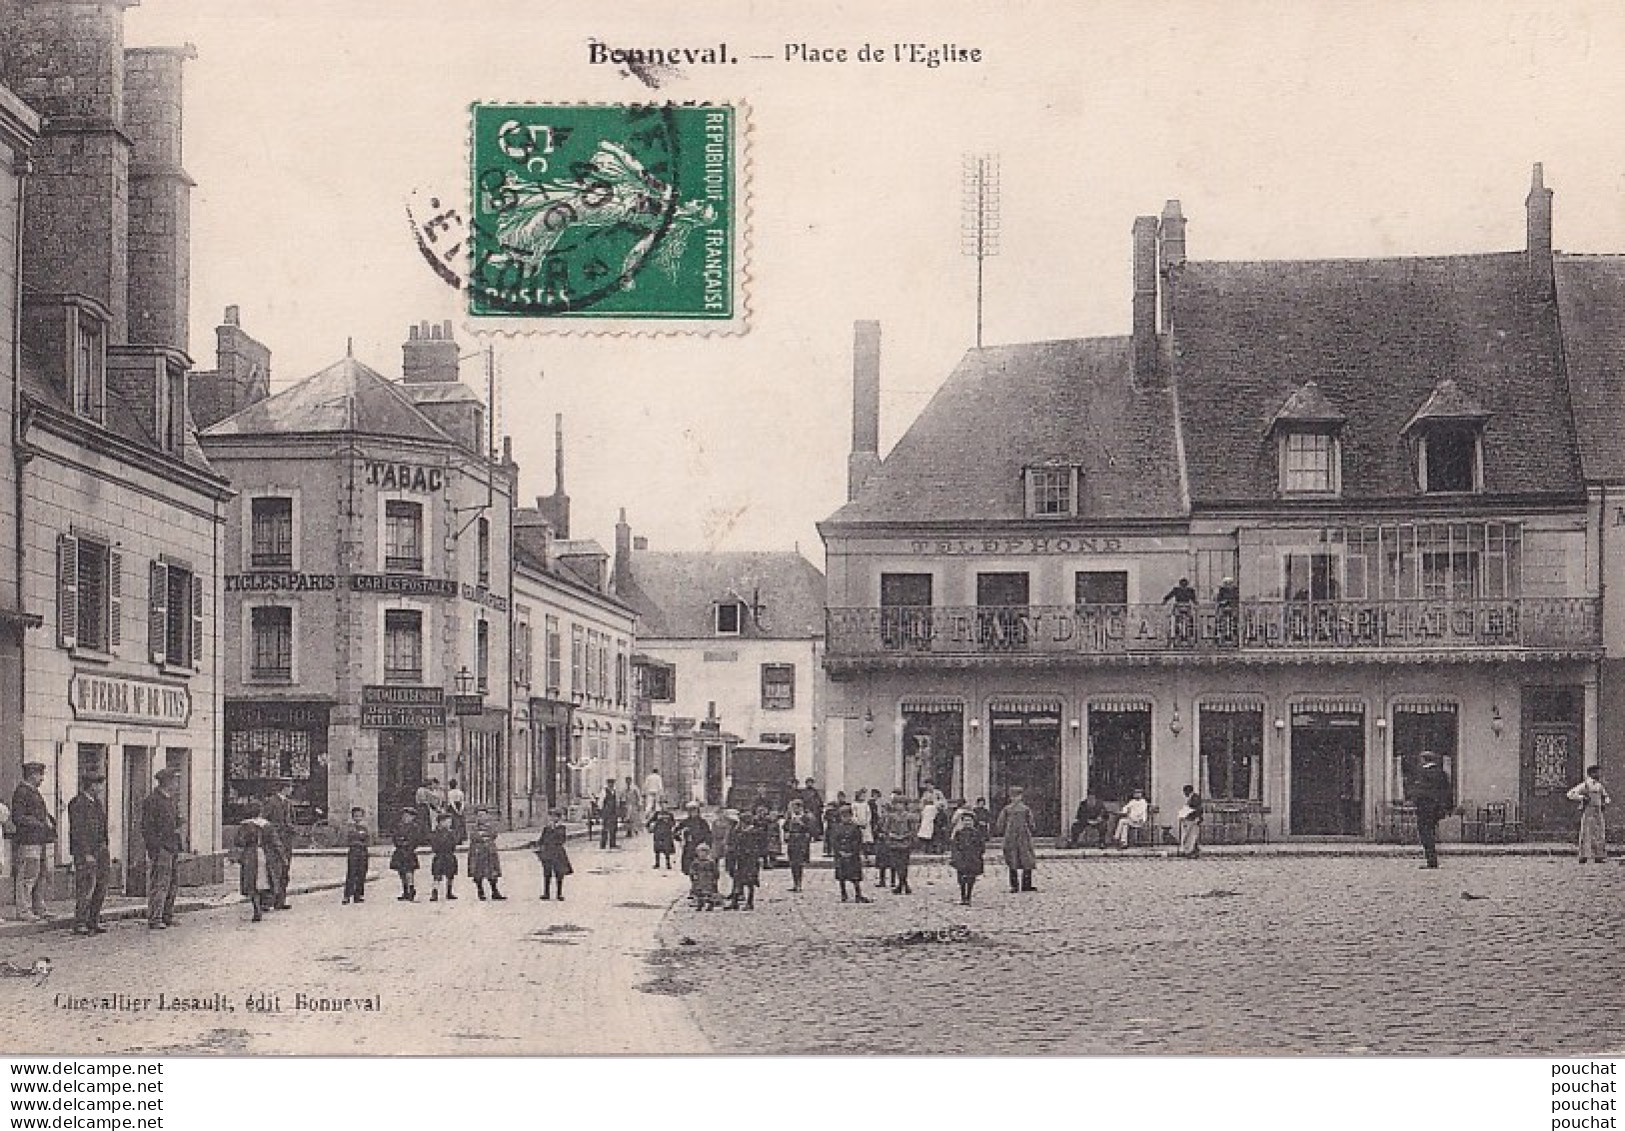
top-left (0, 843), bottom-right (704, 1055)
top-left (655, 854), bottom-right (1625, 1056)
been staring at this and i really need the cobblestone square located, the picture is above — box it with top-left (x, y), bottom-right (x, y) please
top-left (655, 854), bottom-right (1625, 1056)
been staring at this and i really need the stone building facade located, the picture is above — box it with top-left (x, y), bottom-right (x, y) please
top-left (823, 173), bottom-right (1608, 843)
top-left (3, 0), bottom-right (233, 897)
top-left (200, 322), bottom-right (515, 837)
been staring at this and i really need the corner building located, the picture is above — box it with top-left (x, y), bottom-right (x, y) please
top-left (200, 321), bottom-right (514, 837)
top-left (823, 172), bottom-right (1605, 843)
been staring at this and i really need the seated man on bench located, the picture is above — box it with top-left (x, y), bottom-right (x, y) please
top-left (1069, 793), bottom-right (1111, 848)
top-left (1114, 790), bottom-right (1150, 848)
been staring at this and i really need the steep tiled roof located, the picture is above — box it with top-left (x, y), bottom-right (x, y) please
top-left (1172, 252), bottom-right (1582, 503)
top-left (1555, 254), bottom-right (1625, 482)
top-left (824, 337), bottom-right (1184, 524)
top-left (1270, 381), bottom-right (1345, 429)
top-left (620, 551), bottom-right (826, 639)
top-left (201, 356), bottom-right (454, 442)
top-left (1402, 378), bottom-right (1492, 431)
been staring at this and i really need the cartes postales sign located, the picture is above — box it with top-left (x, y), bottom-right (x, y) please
top-left (69, 672), bottom-right (191, 727)
top-left (466, 103), bottom-right (740, 327)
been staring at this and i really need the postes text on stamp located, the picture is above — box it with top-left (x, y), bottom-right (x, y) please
top-left (468, 103), bottom-right (738, 325)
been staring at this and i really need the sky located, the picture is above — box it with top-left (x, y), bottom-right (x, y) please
top-left (123, 0), bottom-right (1625, 561)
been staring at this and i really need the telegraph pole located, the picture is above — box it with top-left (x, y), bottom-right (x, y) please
top-left (960, 154), bottom-right (1001, 348)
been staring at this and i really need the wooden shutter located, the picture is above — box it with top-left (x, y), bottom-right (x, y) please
top-left (149, 560), bottom-right (168, 664)
top-left (190, 572), bottom-right (204, 669)
top-left (107, 550), bottom-right (123, 649)
top-left (57, 533), bottom-right (79, 649)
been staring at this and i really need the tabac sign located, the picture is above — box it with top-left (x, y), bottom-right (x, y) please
top-left (70, 672), bottom-right (191, 727)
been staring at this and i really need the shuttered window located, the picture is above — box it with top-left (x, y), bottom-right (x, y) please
top-left (58, 535), bottom-right (117, 653)
top-left (150, 561), bottom-right (202, 669)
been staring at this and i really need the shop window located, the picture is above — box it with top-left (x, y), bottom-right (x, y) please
top-left (1392, 704), bottom-right (1459, 807)
top-left (761, 663), bottom-right (795, 710)
top-left (384, 609), bottom-right (424, 683)
top-left (58, 534), bottom-right (120, 654)
top-left (76, 743), bottom-right (108, 792)
top-left (384, 500), bottom-right (423, 572)
top-left (1199, 706), bottom-right (1264, 801)
top-left (250, 497), bottom-right (294, 569)
top-left (250, 606), bottom-right (293, 681)
top-left (150, 560), bottom-right (202, 670)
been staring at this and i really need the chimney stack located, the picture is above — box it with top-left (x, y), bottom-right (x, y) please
top-left (1132, 215), bottom-right (1161, 383)
top-left (1158, 200), bottom-right (1186, 332)
top-left (847, 320), bottom-right (882, 501)
top-left (533, 413), bottom-right (571, 538)
top-left (402, 318), bottom-right (459, 382)
top-left (1526, 163), bottom-right (1554, 301)
top-left (613, 508), bottom-right (632, 593)
top-left (124, 44), bottom-right (196, 352)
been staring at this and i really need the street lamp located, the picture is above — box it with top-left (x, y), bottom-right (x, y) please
top-left (454, 666), bottom-right (474, 696)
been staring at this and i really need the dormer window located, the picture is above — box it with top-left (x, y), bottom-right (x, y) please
top-left (1404, 379), bottom-right (1489, 496)
top-left (714, 601), bottom-right (743, 635)
top-left (1025, 463), bottom-right (1079, 518)
top-left (1270, 382), bottom-right (1344, 497)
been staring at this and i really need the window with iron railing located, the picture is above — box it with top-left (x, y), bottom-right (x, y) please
top-left (384, 501), bottom-right (423, 572)
top-left (384, 609), bottom-right (423, 682)
top-left (250, 606), bottom-right (293, 681)
top-left (250, 497), bottom-right (294, 569)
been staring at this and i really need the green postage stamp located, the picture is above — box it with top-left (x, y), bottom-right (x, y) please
top-left (468, 103), bottom-right (742, 331)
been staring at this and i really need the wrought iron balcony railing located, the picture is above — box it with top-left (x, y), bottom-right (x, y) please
top-left (827, 598), bottom-right (1600, 660)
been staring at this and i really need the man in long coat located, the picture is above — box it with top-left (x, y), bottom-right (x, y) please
top-left (994, 786), bottom-right (1038, 893)
top-left (599, 780), bottom-right (621, 849)
top-left (259, 779), bottom-right (296, 909)
top-left (141, 768), bottom-right (184, 929)
top-left (1412, 752), bottom-right (1454, 869)
top-left (68, 773), bottom-right (110, 935)
top-left (10, 762), bottom-right (56, 922)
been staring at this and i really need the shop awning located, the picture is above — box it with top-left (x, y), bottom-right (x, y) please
top-left (988, 698), bottom-right (1062, 714)
top-left (1088, 697), bottom-right (1153, 713)
top-left (1392, 699), bottom-right (1459, 714)
top-left (1198, 698), bottom-right (1266, 713)
top-left (900, 699), bottom-right (964, 714)
top-left (1292, 698), bottom-right (1366, 715)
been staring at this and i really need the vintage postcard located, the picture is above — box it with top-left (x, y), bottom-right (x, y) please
top-left (1, 0), bottom-right (1623, 1063)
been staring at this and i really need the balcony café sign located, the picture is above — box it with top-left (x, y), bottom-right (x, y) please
top-left (70, 671), bottom-right (191, 727)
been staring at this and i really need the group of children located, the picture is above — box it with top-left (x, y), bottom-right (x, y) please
top-left (382, 804), bottom-right (508, 902)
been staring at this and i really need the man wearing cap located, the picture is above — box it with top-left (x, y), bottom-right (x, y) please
top-left (1411, 752), bottom-right (1454, 869)
top-left (68, 772), bottom-right (110, 936)
top-left (142, 768), bottom-right (184, 929)
top-left (259, 779), bottom-right (296, 909)
top-left (10, 762), bottom-right (56, 922)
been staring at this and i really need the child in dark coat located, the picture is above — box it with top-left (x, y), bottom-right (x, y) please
top-left (783, 799), bottom-right (814, 892)
top-left (648, 807), bottom-right (677, 870)
top-left (950, 809), bottom-right (988, 905)
top-left (726, 817), bottom-right (763, 910)
top-left (688, 843), bottom-right (721, 910)
top-left (428, 813), bottom-right (459, 901)
top-left (342, 806), bottom-right (369, 905)
top-left (830, 805), bottom-right (871, 903)
top-left (533, 808), bottom-right (573, 900)
top-left (390, 807), bottom-right (421, 901)
top-left (675, 802), bottom-right (712, 875)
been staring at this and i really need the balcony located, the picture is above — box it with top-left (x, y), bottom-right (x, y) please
top-left (825, 598), bottom-right (1601, 669)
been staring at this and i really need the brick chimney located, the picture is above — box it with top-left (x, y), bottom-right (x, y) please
top-left (1525, 163), bottom-right (1554, 301)
top-left (189, 304), bottom-right (271, 428)
top-left (533, 413), bottom-right (571, 538)
top-left (613, 508), bottom-right (632, 593)
top-left (1131, 215), bottom-right (1161, 383)
top-left (402, 318), bottom-right (459, 383)
top-left (124, 44), bottom-right (196, 352)
top-left (5, 0), bottom-right (136, 343)
top-left (1158, 200), bottom-right (1186, 332)
top-left (847, 320), bottom-right (881, 501)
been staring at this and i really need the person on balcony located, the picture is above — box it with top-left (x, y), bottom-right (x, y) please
top-left (1567, 765), bottom-right (1611, 864)
top-left (1163, 578), bottom-right (1197, 646)
top-left (1114, 790), bottom-right (1151, 848)
top-left (1216, 577), bottom-right (1240, 647)
top-left (1411, 752), bottom-right (1454, 869)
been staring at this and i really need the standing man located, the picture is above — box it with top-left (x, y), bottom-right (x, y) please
top-left (142, 768), bottom-right (184, 929)
top-left (259, 779), bottom-right (296, 909)
top-left (622, 776), bottom-right (642, 840)
top-left (10, 762), bottom-right (56, 922)
top-left (643, 767), bottom-right (665, 817)
top-left (599, 779), bottom-right (620, 849)
top-left (1412, 751), bottom-right (1453, 870)
top-left (68, 772), bottom-right (110, 936)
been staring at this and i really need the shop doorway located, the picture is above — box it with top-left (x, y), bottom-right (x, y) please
top-left (989, 706), bottom-right (1061, 836)
top-left (1290, 710), bottom-right (1365, 835)
top-left (704, 744), bottom-right (725, 806)
top-left (122, 746), bottom-right (151, 896)
top-left (902, 706), bottom-right (964, 800)
top-left (1522, 685), bottom-right (1583, 836)
top-left (539, 725), bottom-right (561, 811)
top-left (377, 729), bottom-right (425, 835)
top-left (1088, 705), bottom-right (1152, 805)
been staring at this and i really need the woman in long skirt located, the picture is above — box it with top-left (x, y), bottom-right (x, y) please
top-left (233, 816), bottom-right (275, 922)
top-left (1567, 766), bottom-right (1611, 863)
